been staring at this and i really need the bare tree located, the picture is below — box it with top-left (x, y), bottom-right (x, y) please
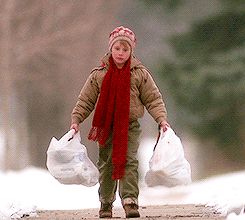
top-left (0, 0), bottom-right (12, 169)
top-left (0, 0), bottom-right (122, 170)
top-left (0, 0), bottom-right (26, 169)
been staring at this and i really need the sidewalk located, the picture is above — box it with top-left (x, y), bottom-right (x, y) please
top-left (22, 204), bottom-right (225, 220)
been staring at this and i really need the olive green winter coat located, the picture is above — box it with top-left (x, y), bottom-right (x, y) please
top-left (71, 53), bottom-right (167, 125)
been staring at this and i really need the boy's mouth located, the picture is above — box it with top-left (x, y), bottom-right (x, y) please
top-left (116, 57), bottom-right (124, 61)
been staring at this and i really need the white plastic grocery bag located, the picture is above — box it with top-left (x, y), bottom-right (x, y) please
top-left (46, 129), bottom-right (99, 186)
top-left (145, 127), bottom-right (191, 187)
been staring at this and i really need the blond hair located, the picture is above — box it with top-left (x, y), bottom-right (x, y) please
top-left (113, 40), bottom-right (132, 52)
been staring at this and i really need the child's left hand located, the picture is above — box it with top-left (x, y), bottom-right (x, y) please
top-left (159, 121), bottom-right (170, 132)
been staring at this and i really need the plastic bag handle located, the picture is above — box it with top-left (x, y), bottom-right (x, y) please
top-left (153, 128), bottom-right (166, 151)
top-left (57, 129), bottom-right (76, 145)
top-left (67, 129), bottom-right (76, 141)
top-left (153, 127), bottom-right (174, 151)
top-left (71, 130), bottom-right (82, 143)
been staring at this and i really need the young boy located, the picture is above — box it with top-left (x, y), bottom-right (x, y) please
top-left (70, 26), bottom-right (168, 218)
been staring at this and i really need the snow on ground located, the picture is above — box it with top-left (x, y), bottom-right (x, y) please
top-left (0, 137), bottom-right (244, 219)
top-left (0, 167), bottom-right (245, 219)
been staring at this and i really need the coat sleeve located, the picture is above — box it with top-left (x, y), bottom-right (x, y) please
top-left (71, 71), bottom-right (100, 124)
top-left (138, 68), bottom-right (167, 124)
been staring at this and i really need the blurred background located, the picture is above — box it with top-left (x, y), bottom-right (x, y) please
top-left (0, 0), bottom-right (244, 181)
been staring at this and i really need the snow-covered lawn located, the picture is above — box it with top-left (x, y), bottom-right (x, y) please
top-left (0, 136), bottom-right (244, 219)
top-left (0, 167), bottom-right (244, 219)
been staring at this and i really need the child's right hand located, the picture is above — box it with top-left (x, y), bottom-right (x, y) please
top-left (70, 123), bottom-right (79, 133)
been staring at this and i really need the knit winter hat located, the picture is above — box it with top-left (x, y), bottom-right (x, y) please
top-left (109, 26), bottom-right (136, 51)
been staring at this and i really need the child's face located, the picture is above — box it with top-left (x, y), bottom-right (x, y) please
top-left (111, 41), bottom-right (131, 69)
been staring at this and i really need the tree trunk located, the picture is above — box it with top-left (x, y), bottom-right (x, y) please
top-left (0, 0), bottom-right (15, 170)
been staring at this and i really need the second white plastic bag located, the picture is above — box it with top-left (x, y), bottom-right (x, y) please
top-left (145, 127), bottom-right (191, 187)
top-left (46, 129), bottom-right (99, 187)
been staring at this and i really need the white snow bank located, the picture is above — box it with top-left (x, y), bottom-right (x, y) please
top-left (0, 167), bottom-right (100, 211)
top-left (0, 203), bottom-right (37, 220)
top-left (0, 167), bottom-right (244, 219)
top-left (140, 170), bottom-right (245, 216)
top-left (226, 207), bottom-right (245, 220)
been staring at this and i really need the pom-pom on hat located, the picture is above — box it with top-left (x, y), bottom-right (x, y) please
top-left (109, 26), bottom-right (136, 51)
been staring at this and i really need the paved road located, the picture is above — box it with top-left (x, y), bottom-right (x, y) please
top-left (22, 204), bottom-right (225, 220)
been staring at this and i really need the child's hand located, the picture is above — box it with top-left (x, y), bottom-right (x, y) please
top-left (70, 123), bottom-right (79, 133)
top-left (159, 121), bottom-right (170, 132)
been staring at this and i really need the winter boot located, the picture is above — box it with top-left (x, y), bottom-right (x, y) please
top-left (99, 203), bottom-right (113, 218)
top-left (123, 203), bottom-right (140, 218)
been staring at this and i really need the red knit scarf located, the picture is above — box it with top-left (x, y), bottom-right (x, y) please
top-left (88, 55), bottom-right (131, 180)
